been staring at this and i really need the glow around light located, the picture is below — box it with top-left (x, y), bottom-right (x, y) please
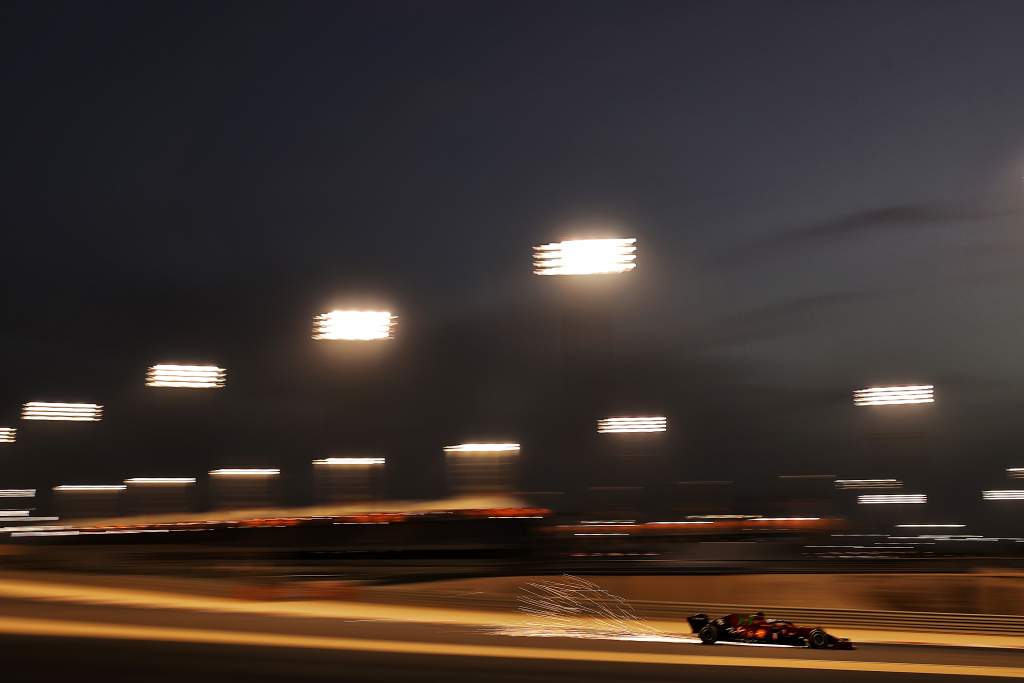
top-left (858, 494), bottom-right (927, 504)
top-left (533, 238), bottom-right (637, 276)
top-left (836, 479), bottom-right (903, 490)
top-left (313, 310), bottom-right (395, 341)
top-left (124, 477), bottom-right (197, 485)
top-left (53, 484), bottom-right (126, 492)
top-left (853, 385), bottom-right (933, 406)
top-left (22, 402), bottom-right (103, 421)
top-left (983, 490), bottom-right (1024, 500)
top-left (209, 468), bottom-right (280, 476)
top-left (146, 364), bottom-right (225, 389)
top-left (313, 457), bottom-right (386, 466)
top-left (443, 443), bottom-right (521, 454)
top-left (0, 428), bottom-right (15, 443)
top-left (597, 416), bottom-right (667, 434)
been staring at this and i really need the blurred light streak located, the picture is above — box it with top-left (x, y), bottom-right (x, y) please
top-left (857, 494), bottom-right (926, 504)
top-left (897, 523), bottom-right (965, 528)
top-left (573, 532), bottom-right (630, 536)
top-left (597, 416), bottom-right (666, 433)
top-left (0, 511), bottom-right (29, 517)
top-left (313, 457), bottom-right (385, 466)
top-left (0, 521), bottom-right (61, 531)
top-left (0, 428), bottom-right (15, 443)
top-left (836, 479), bottom-right (903, 490)
top-left (313, 310), bottom-right (395, 340)
top-left (750, 517), bottom-right (821, 521)
top-left (0, 517), bottom-right (59, 524)
top-left (0, 490), bottom-right (35, 498)
top-left (853, 385), bottom-right (934, 406)
top-left (11, 530), bottom-right (79, 537)
top-left (124, 477), bottom-right (197, 485)
top-left (53, 485), bottom-right (126, 492)
top-left (80, 529), bottom-right (170, 535)
top-left (650, 521), bottom-right (713, 525)
top-left (146, 364), bottom-right (225, 389)
top-left (983, 490), bottom-right (1024, 500)
top-left (209, 469), bottom-right (280, 476)
top-left (443, 443), bottom-right (520, 454)
top-left (580, 520), bottom-right (635, 525)
top-left (1007, 468), bottom-right (1024, 479)
top-left (22, 402), bottom-right (102, 421)
top-left (533, 238), bottom-right (637, 276)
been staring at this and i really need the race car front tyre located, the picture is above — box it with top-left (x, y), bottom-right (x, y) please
top-left (807, 629), bottom-right (828, 649)
top-left (698, 624), bottom-right (719, 645)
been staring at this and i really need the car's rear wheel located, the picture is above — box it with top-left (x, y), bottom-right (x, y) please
top-left (807, 629), bottom-right (828, 649)
top-left (698, 624), bottom-right (719, 645)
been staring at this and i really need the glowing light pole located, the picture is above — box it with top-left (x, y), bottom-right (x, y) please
top-left (443, 443), bottom-right (520, 495)
top-left (852, 385), bottom-right (933, 518)
top-left (313, 457), bottom-right (386, 504)
top-left (52, 484), bottom-right (126, 519)
top-left (124, 478), bottom-right (198, 515)
top-left (533, 236), bottom-right (640, 493)
top-left (208, 468), bottom-right (280, 510)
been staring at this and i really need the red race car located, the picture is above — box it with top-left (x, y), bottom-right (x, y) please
top-left (687, 612), bottom-right (854, 649)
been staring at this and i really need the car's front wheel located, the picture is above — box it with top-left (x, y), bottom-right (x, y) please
top-left (698, 624), bottom-right (719, 645)
top-left (807, 629), bottom-right (829, 649)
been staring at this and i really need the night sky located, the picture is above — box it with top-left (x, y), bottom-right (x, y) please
top-left (3, 1), bottom-right (1024, 520)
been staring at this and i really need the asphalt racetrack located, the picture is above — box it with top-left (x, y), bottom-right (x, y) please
top-left (0, 595), bottom-right (1022, 682)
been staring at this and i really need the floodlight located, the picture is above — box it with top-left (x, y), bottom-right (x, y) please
top-left (22, 402), bottom-right (102, 421)
top-left (313, 310), bottom-right (395, 340)
top-left (857, 494), bottom-right (926, 504)
top-left (533, 238), bottom-right (637, 276)
top-left (146, 365), bottom-right (225, 388)
top-left (853, 385), bottom-right (933, 406)
top-left (597, 416), bottom-right (667, 433)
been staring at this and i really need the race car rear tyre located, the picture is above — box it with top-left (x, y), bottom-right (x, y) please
top-left (698, 624), bottom-right (719, 645)
top-left (807, 629), bottom-right (828, 649)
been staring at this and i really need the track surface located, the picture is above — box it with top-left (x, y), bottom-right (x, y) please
top-left (0, 595), bottom-right (1021, 682)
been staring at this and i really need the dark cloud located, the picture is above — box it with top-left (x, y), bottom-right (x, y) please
top-left (698, 291), bottom-right (884, 347)
top-left (725, 204), bottom-right (1013, 264)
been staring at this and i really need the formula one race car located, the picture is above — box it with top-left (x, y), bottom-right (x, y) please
top-left (687, 612), bottom-right (854, 649)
